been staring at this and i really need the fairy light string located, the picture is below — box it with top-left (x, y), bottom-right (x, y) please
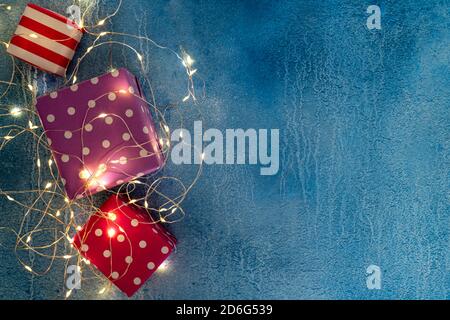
top-left (0, 1), bottom-right (205, 298)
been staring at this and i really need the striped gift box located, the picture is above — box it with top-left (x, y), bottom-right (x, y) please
top-left (7, 3), bottom-right (83, 77)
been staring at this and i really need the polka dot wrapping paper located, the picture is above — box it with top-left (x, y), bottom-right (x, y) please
top-left (7, 3), bottom-right (84, 76)
top-left (73, 195), bottom-right (177, 297)
top-left (35, 68), bottom-right (165, 200)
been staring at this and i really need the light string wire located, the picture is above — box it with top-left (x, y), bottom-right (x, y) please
top-left (0, 0), bottom-right (205, 298)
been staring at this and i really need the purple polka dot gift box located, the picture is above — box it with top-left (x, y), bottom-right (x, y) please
top-left (35, 68), bottom-right (165, 200)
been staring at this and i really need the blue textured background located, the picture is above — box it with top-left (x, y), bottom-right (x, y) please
top-left (0, 0), bottom-right (449, 299)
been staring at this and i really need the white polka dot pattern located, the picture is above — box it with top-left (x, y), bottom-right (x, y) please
top-left (72, 195), bottom-right (176, 297)
top-left (90, 77), bottom-right (99, 85)
top-left (139, 240), bottom-right (147, 248)
top-left (122, 133), bottom-right (131, 141)
top-left (105, 116), bottom-right (113, 125)
top-left (47, 114), bottom-right (55, 123)
top-left (108, 92), bottom-right (116, 101)
top-left (125, 109), bottom-right (133, 118)
top-left (88, 100), bottom-right (96, 108)
top-left (84, 124), bottom-right (93, 132)
top-left (102, 140), bottom-right (110, 149)
top-left (67, 107), bottom-right (76, 115)
top-left (111, 69), bottom-right (120, 77)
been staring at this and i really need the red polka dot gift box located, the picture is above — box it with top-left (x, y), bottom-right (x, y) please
top-left (35, 68), bottom-right (165, 200)
top-left (7, 3), bottom-right (84, 76)
top-left (73, 195), bottom-right (177, 297)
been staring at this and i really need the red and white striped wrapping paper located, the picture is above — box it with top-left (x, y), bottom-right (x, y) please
top-left (7, 3), bottom-right (84, 77)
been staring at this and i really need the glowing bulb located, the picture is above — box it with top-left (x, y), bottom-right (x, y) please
top-left (160, 217), bottom-right (166, 223)
top-left (180, 131), bottom-right (183, 138)
top-left (98, 287), bottom-right (106, 294)
top-left (76, 226), bottom-right (82, 231)
top-left (99, 32), bottom-right (107, 37)
top-left (48, 159), bottom-right (53, 167)
top-left (201, 153), bottom-right (205, 160)
top-left (97, 19), bottom-right (105, 26)
top-left (64, 197), bottom-right (70, 203)
top-left (27, 84), bottom-right (33, 91)
top-left (98, 113), bottom-right (107, 118)
top-left (144, 201), bottom-right (149, 209)
top-left (10, 107), bottom-right (22, 117)
top-left (55, 210), bottom-right (61, 217)
top-left (6, 6), bottom-right (11, 10)
top-left (26, 236), bottom-right (31, 243)
top-left (119, 89), bottom-right (127, 94)
top-left (65, 290), bottom-right (72, 298)
top-left (107, 212), bottom-right (117, 221)
top-left (36, 159), bottom-right (41, 168)
top-left (129, 199), bottom-right (137, 204)
top-left (83, 258), bottom-right (90, 265)
top-left (107, 228), bottom-right (116, 238)
top-left (6, 195), bottom-right (14, 201)
top-left (86, 46), bottom-right (93, 53)
top-left (137, 53), bottom-right (143, 62)
top-left (45, 182), bottom-right (52, 189)
top-left (72, 76), bottom-right (77, 84)
top-left (24, 265), bottom-right (32, 272)
top-left (171, 208), bottom-right (178, 214)
top-left (188, 69), bottom-right (197, 77)
top-left (63, 255), bottom-right (72, 259)
top-left (29, 33), bottom-right (38, 39)
top-left (182, 95), bottom-right (190, 102)
top-left (79, 169), bottom-right (91, 180)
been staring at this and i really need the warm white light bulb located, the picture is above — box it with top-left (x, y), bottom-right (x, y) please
top-left (107, 212), bottom-right (117, 221)
top-left (107, 228), bottom-right (116, 238)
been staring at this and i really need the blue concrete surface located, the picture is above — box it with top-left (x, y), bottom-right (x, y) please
top-left (0, 0), bottom-right (449, 299)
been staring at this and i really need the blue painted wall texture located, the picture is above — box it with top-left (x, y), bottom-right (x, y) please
top-left (0, 0), bottom-right (449, 299)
